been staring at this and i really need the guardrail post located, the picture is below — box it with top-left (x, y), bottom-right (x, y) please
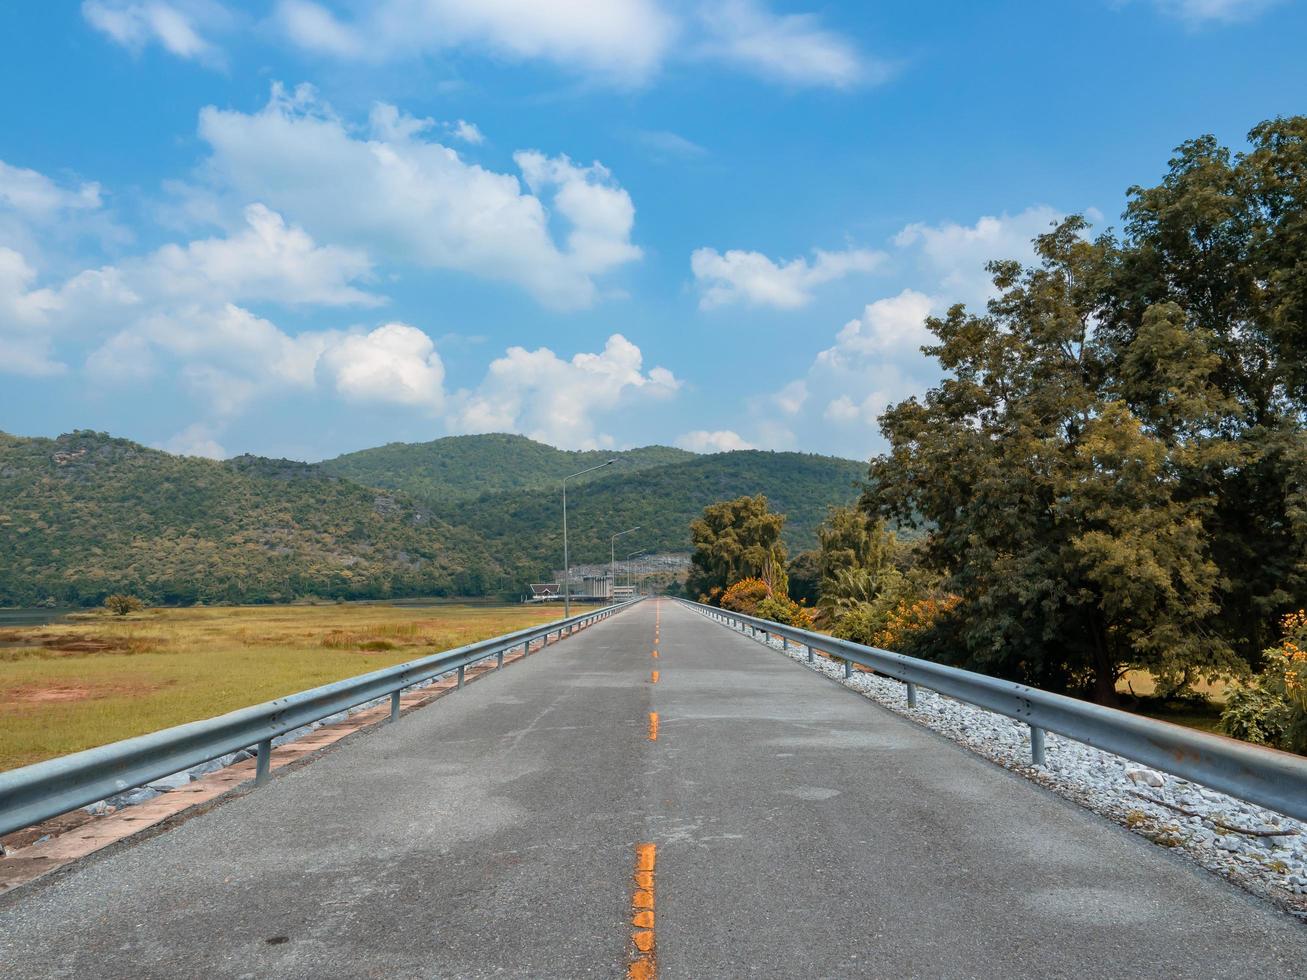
top-left (906, 682), bottom-right (917, 707)
top-left (1030, 725), bottom-right (1046, 766)
top-left (390, 690), bottom-right (401, 723)
top-left (497, 650), bottom-right (505, 670)
top-left (457, 665), bottom-right (465, 689)
top-left (255, 739), bottom-right (272, 786)
top-left (807, 645), bottom-right (814, 663)
top-left (844, 660), bottom-right (853, 679)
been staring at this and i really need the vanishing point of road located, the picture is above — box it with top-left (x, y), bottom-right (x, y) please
top-left (2, 599), bottom-right (1305, 978)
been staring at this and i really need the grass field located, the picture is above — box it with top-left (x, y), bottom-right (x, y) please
top-left (0, 601), bottom-right (560, 772)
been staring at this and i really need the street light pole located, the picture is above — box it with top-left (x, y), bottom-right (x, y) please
top-left (563, 459), bottom-right (617, 617)
top-left (610, 526), bottom-right (641, 599)
top-left (626, 549), bottom-right (646, 595)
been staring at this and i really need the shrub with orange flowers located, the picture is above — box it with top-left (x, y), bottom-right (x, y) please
top-left (719, 577), bottom-right (771, 616)
top-left (1220, 610), bottom-right (1307, 753)
top-left (717, 576), bottom-right (814, 629)
top-left (873, 594), bottom-right (962, 651)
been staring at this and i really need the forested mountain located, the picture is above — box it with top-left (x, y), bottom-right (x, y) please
top-left (0, 431), bottom-right (497, 605)
top-left (321, 434), bottom-right (694, 504)
top-left (0, 430), bottom-right (865, 605)
top-left (430, 450), bottom-right (866, 582)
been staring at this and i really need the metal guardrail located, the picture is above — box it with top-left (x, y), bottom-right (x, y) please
top-left (0, 599), bottom-right (642, 838)
top-left (678, 598), bottom-right (1307, 824)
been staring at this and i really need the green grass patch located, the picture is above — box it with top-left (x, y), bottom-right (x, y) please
top-left (0, 602), bottom-right (557, 771)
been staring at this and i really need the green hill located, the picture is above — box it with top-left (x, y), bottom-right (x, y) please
top-left (320, 433), bottom-right (694, 504)
top-left (0, 431), bottom-right (498, 606)
top-left (0, 430), bottom-right (866, 605)
top-left (430, 450), bottom-right (867, 581)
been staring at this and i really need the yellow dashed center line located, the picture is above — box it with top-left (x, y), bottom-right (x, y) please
top-left (628, 843), bottom-right (657, 978)
top-left (648, 711), bottom-right (659, 740)
top-left (651, 670), bottom-right (659, 684)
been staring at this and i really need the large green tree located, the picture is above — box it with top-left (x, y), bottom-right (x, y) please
top-left (1096, 117), bottom-right (1307, 661)
top-left (687, 494), bottom-right (788, 602)
top-left (865, 118), bottom-right (1307, 702)
top-left (867, 219), bottom-right (1238, 703)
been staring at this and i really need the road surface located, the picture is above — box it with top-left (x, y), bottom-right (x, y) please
top-left (2, 598), bottom-right (1305, 978)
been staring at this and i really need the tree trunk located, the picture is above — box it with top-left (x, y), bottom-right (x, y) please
top-left (1088, 614), bottom-right (1120, 707)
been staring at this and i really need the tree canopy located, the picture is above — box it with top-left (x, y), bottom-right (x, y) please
top-left (863, 116), bottom-right (1307, 704)
top-left (687, 495), bottom-right (788, 601)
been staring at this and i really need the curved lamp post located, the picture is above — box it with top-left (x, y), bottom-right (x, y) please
top-left (610, 526), bottom-right (641, 599)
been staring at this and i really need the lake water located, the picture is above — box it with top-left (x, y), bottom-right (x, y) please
top-left (0, 608), bottom-right (78, 628)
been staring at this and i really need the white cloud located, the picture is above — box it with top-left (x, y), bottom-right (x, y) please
top-left (319, 323), bottom-right (445, 409)
top-left (449, 120), bottom-right (485, 145)
top-left (274, 0), bottom-right (363, 57)
top-left (676, 429), bottom-right (754, 453)
top-left (162, 421), bottom-right (227, 458)
top-left (893, 205), bottom-right (1063, 308)
top-left (630, 129), bottom-right (706, 160)
top-left (135, 203), bottom-right (377, 308)
top-left (1146, 0), bottom-right (1283, 23)
top-left (0, 161), bottom-right (102, 216)
top-left (774, 379), bottom-right (807, 415)
top-left (274, 0), bottom-right (676, 83)
top-left (195, 85), bottom-right (640, 309)
top-left (698, 0), bottom-right (888, 88)
top-left (816, 289), bottom-right (936, 366)
top-left (4, 200), bottom-right (376, 381)
top-left (273, 1), bottom-right (880, 90)
top-left (515, 151), bottom-right (642, 278)
top-left (82, 1), bottom-right (230, 65)
top-left (452, 334), bottom-right (679, 449)
top-left (691, 245), bottom-right (884, 310)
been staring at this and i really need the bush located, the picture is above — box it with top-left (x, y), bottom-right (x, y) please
top-left (1220, 610), bottom-right (1307, 753)
top-left (103, 594), bottom-right (144, 616)
top-left (1219, 686), bottom-right (1291, 746)
top-left (756, 594), bottom-right (814, 630)
top-left (719, 577), bottom-right (770, 616)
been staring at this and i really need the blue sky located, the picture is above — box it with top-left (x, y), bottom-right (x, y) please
top-left (1, 1), bottom-right (1304, 462)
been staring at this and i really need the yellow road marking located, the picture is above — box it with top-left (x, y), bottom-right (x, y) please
top-left (628, 843), bottom-right (657, 978)
top-left (648, 712), bottom-right (659, 741)
top-left (651, 670), bottom-right (659, 684)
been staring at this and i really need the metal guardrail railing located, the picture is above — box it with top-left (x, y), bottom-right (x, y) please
top-left (0, 598), bottom-right (642, 838)
top-left (677, 598), bottom-right (1307, 824)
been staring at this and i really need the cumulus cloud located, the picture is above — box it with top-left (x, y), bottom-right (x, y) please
top-left (274, 0), bottom-right (676, 83)
top-left (82, 1), bottom-right (231, 65)
top-left (817, 289), bottom-right (936, 366)
top-left (893, 205), bottom-right (1063, 309)
top-left (691, 245), bottom-right (883, 310)
top-left (452, 334), bottom-right (679, 449)
top-left (698, 0), bottom-right (889, 88)
top-left (319, 323), bottom-right (445, 409)
top-left (195, 85), bottom-right (640, 309)
top-left (676, 429), bottom-right (754, 453)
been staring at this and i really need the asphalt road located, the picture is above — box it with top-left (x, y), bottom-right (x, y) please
top-left (2, 598), bottom-right (1305, 978)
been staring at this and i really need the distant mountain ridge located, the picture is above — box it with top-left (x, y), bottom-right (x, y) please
top-left (320, 433), bottom-right (694, 503)
top-left (0, 429), bottom-right (866, 605)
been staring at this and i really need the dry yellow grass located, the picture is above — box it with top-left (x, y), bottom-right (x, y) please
top-left (0, 601), bottom-right (559, 771)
